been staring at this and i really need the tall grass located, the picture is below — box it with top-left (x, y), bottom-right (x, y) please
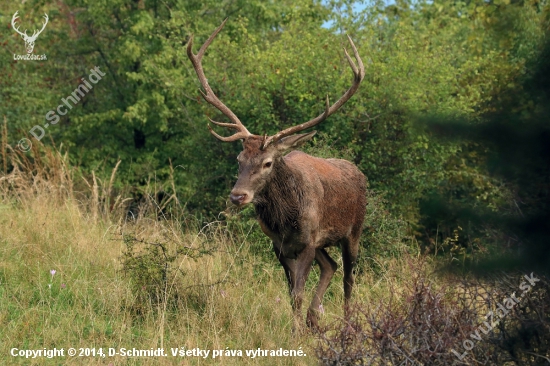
top-left (0, 135), bottom-right (302, 365)
top-left (0, 131), bottom-right (358, 365)
top-left (4, 128), bottom-right (546, 365)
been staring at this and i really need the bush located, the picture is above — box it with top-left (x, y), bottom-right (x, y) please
top-left (359, 191), bottom-right (413, 265)
top-left (120, 226), bottom-right (216, 317)
top-left (315, 257), bottom-right (550, 365)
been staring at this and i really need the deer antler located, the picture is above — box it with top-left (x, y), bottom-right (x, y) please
top-left (187, 19), bottom-right (251, 142)
top-left (11, 11), bottom-right (29, 39)
top-left (11, 12), bottom-right (48, 41)
top-left (261, 36), bottom-right (365, 149)
top-left (30, 13), bottom-right (49, 41)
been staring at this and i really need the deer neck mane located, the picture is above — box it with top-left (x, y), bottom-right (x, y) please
top-left (254, 158), bottom-right (304, 234)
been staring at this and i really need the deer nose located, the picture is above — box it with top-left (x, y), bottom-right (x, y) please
top-left (230, 193), bottom-right (247, 205)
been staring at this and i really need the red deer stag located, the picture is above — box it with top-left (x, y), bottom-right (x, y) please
top-left (187, 20), bottom-right (366, 329)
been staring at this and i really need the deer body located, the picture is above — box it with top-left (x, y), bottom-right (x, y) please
top-left (234, 136), bottom-right (366, 328)
top-left (255, 150), bottom-right (366, 256)
top-left (187, 20), bottom-right (367, 329)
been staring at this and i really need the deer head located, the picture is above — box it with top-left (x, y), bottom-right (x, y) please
top-left (187, 19), bottom-right (364, 206)
top-left (12, 11), bottom-right (49, 54)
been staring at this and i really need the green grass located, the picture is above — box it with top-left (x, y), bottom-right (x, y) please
top-left (0, 143), bottom-right (422, 365)
top-left (0, 193), bottom-right (390, 365)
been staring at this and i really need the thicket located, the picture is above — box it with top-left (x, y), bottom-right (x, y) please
top-left (315, 259), bottom-right (550, 365)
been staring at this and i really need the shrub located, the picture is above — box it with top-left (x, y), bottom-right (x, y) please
top-left (315, 257), bottom-right (550, 365)
top-left (359, 191), bottom-right (414, 273)
top-left (120, 228), bottom-right (216, 317)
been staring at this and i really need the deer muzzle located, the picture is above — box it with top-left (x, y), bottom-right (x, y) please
top-left (230, 192), bottom-right (249, 206)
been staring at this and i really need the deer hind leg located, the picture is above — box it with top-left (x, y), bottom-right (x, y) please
top-left (342, 236), bottom-right (359, 312)
top-left (291, 247), bottom-right (316, 331)
top-left (306, 248), bottom-right (337, 329)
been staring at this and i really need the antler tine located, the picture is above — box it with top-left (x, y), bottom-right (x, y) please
top-left (208, 117), bottom-right (242, 130)
top-left (344, 35), bottom-right (363, 80)
top-left (264, 36), bottom-right (365, 147)
top-left (187, 19), bottom-right (251, 142)
top-left (35, 13), bottom-right (49, 36)
top-left (207, 124), bottom-right (246, 142)
top-left (260, 133), bottom-right (269, 150)
top-left (11, 11), bottom-right (28, 37)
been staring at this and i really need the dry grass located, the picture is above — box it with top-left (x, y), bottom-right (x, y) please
top-left (315, 259), bottom-right (550, 365)
top-left (0, 195), bottom-right (319, 365)
top-left (7, 131), bottom-right (546, 366)
top-left (0, 135), bottom-right (368, 365)
top-left (0, 190), bottom-right (433, 365)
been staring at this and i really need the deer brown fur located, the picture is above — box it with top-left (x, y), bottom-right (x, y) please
top-left (187, 20), bottom-right (367, 329)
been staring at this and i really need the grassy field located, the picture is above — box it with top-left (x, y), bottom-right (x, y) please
top-left (2, 145), bottom-right (548, 366)
top-left (0, 151), bottom-right (416, 366)
top-left (0, 195), bottom-right (305, 365)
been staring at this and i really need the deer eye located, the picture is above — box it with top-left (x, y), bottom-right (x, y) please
top-left (263, 161), bottom-right (272, 169)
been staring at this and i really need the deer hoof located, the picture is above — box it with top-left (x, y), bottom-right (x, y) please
top-left (306, 310), bottom-right (320, 330)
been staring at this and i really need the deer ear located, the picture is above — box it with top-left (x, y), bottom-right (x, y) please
top-left (275, 131), bottom-right (317, 151)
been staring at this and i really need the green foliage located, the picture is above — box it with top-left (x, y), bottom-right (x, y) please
top-left (301, 132), bottom-right (356, 161)
top-left (2, 0), bottom-right (549, 256)
top-left (357, 190), bottom-right (414, 274)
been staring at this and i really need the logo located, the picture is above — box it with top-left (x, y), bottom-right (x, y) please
top-left (11, 11), bottom-right (48, 61)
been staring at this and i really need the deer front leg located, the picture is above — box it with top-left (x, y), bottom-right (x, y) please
top-left (291, 247), bottom-right (316, 331)
top-left (273, 245), bottom-right (295, 294)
